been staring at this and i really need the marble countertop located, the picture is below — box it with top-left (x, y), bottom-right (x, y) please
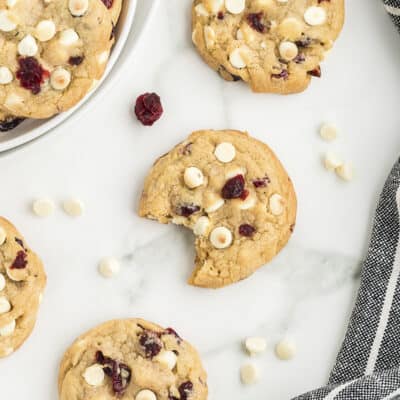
top-left (2, 0), bottom-right (400, 398)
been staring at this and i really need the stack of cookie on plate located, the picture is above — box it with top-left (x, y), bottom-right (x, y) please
top-left (0, 0), bottom-right (123, 131)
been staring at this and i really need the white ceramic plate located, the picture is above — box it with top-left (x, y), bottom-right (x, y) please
top-left (0, 0), bottom-right (159, 153)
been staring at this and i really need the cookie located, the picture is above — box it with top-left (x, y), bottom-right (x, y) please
top-left (100, 0), bottom-right (123, 26)
top-left (139, 130), bottom-right (297, 288)
top-left (58, 319), bottom-right (208, 400)
top-left (0, 0), bottom-right (114, 119)
top-left (0, 217), bottom-right (46, 358)
top-left (192, 0), bottom-right (344, 93)
top-left (0, 108), bottom-right (24, 131)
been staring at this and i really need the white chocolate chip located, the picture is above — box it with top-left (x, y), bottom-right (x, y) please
top-left (278, 17), bottom-right (302, 40)
top-left (35, 20), bottom-right (56, 42)
top-left (324, 152), bottom-right (343, 172)
top-left (63, 198), bottom-right (84, 217)
top-left (18, 35), bottom-right (38, 56)
top-left (229, 47), bottom-right (247, 69)
top-left (240, 363), bottom-right (260, 385)
top-left (32, 198), bottom-right (55, 217)
top-left (269, 194), bottom-right (284, 216)
top-left (245, 337), bottom-right (267, 355)
top-left (336, 162), bottom-right (354, 182)
top-left (68, 0), bottom-right (88, 16)
top-left (210, 227), bottom-right (232, 249)
top-left (214, 142), bottom-right (236, 163)
top-left (0, 320), bottom-right (15, 336)
top-left (0, 66), bottom-right (13, 84)
top-left (97, 51), bottom-right (109, 64)
top-left (193, 216), bottom-right (210, 236)
top-left (275, 339), bottom-right (296, 360)
top-left (279, 41), bottom-right (298, 61)
top-left (154, 350), bottom-right (177, 370)
top-left (304, 6), bottom-right (326, 26)
top-left (225, 0), bottom-right (245, 14)
top-left (0, 273), bottom-right (5, 291)
top-left (6, 0), bottom-right (18, 7)
top-left (0, 297), bottom-right (11, 314)
top-left (204, 194), bottom-right (224, 213)
top-left (0, 227), bottom-right (6, 246)
top-left (0, 10), bottom-right (16, 31)
top-left (320, 123), bottom-right (338, 141)
top-left (184, 167), bottom-right (204, 189)
top-left (203, 26), bottom-right (216, 49)
top-left (98, 257), bottom-right (120, 278)
top-left (239, 195), bottom-right (256, 210)
top-left (83, 364), bottom-right (105, 386)
top-left (205, 0), bottom-right (224, 13)
top-left (135, 389), bottom-right (157, 400)
top-left (195, 3), bottom-right (209, 16)
top-left (59, 28), bottom-right (79, 46)
top-left (50, 67), bottom-right (71, 90)
top-left (4, 93), bottom-right (23, 109)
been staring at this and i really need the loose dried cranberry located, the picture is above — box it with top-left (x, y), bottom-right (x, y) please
top-left (134, 92), bottom-right (163, 126)
top-left (293, 53), bottom-right (306, 64)
top-left (68, 56), bottom-right (84, 66)
top-left (272, 70), bottom-right (289, 80)
top-left (247, 12), bottom-right (266, 33)
top-left (221, 175), bottom-right (245, 199)
top-left (139, 331), bottom-right (163, 358)
top-left (101, 0), bottom-right (113, 8)
top-left (0, 116), bottom-right (25, 132)
top-left (11, 251), bottom-right (27, 269)
top-left (176, 204), bottom-right (200, 217)
top-left (179, 381), bottom-right (194, 400)
top-left (16, 57), bottom-right (49, 95)
top-left (308, 66), bottom-right (321, 77)
top-left (252, 176), bottom-right (270, 188)
top-left (217, 11), bottom-right (224, 19)
top-left (239, 224), bottom-right (256, 237)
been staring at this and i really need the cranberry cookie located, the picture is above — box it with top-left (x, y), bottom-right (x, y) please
top-left (192, 0), bottom-right (344, 93)
top-left (0, 217), bottom-right (46, 358)
top-left (139, 130), bottom-right (297, 288)
top-left (58, 319), bottom-right (208, 400)
top-left (0, 0), bottom-right (114, 119)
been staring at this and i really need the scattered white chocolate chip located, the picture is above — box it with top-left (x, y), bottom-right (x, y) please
top-left (18, 35), bottom-right (38, 57)
top-left (240, 363), bottom-right (260, 385)
top-left (83, 364), bottom-right (105, 386)
top-left (35, 20), bottom-right (56, 42)
top-left (245, 337), bottom-right (267, 356)
top-left (204, 195), bottom-right (224, 213)
top-left (324, 152), bottom-right (343, 172)
top-left (336, 162), bottom-right (354, 182)
top-left (279, 41), bottom-right (298, 61)
top-left (63, 198), bottom-right (84, 217)
top-left (238, 195), bottom-right (256, 210)
top-left (154, 350), bottom-right (177, 370)
top-left (184, 167), bottom-right (204, 189)
top-left (195, 3), bottom-right (209, 16)
top-left (275, 339), bottom-right (296, 360)
top-left (229, 47), bottom-right (247, 69)
top-left (225, 0), bottom-right (245, 14)
top-left (0, 66), bottom-right (13, 84)
top-left (135, 389), bottom-right (157, 400)
top-left (32, 198), bottom-right (55, 217)
top-left (0, 297), bottom-right (11, 314)
top-left (269, 194), bottom-right (284, 216)
top-left (50, 67), bottom-right (71, 90)
top-left (320, 123), bottom-right (338, 141)
top-left (210, 226), bottom-right (232, 249)
top-left (193, 216), bottom-right (210, 236)
top-left (68, 0), bottom-right (88, 16)
top-left (0, 320), bottom-right (15, 336)
top-left (98, 257), bottom-right (120, 278)
top-left (6, 0), bottom-right (18, 7)
top-left (214, 142), bottom-right (236, 163)
top-left (59, 28), bottom-right (79, 45)
top-left (304, 6), bottom-right (326, 26)
top-left (0, 10), bottom-right (16, 32)
top-left (278, 17), bottom-right (302, 40)
top-left (0, 226), bottom-right (6, 246)
top-left (97, 51), bottom-right (109, 64)
top-left (0, 273), bottom-right (5, 291)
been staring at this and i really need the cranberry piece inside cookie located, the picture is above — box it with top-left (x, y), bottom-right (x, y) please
top-left (221, 174), bottom-right (246, 199)
top-left (16, 57), bottom-right (49, 95)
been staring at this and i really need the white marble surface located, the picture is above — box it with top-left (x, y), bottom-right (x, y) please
top-left (2, 0), bottom-right (400, 398)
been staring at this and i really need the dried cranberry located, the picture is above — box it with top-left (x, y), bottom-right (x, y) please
top-left (252, 176), bottom-right (270, 188)
top-left (15, 238), bottom-right (25, 249)
top-left (68, 56), bottom-right (84, 66)
top-left (16, 57), bottom-right (49, 95)
top-left (176, 204), bottom-right (200, 217)
top-left (295, 37), bottom-right (313, 48)
top-left (101, 0), bottom-right (113, 8)
top-left (134, 92), bottom-right (163, 126)
top-left (293, 53), bottom-right (305, 64)
top-left (179, 381), bottom-right (194, 400)
top-left (217, 11), bottom-right (224, 19)
top-left (240, 189), bottom-right (249, 200)
top-left (272, 70), bottom-right (289, 80)
top-left (239, 224), bottom-right (256, 237)
top-left (247, 12), bottom-right (266, 33)
top-left (164, 327), bottom-right (182, 342)
top-left (0, 116), bottom-right (24, 132)
top-left (308, 66), bottom-right (321, 77)
top-left (221, 175), bottom-right (245, 199)
top-left (181, 142), bottom-right (193, 155)
top-left (139, 331), bottom-right (162, 358)
top-left (11, 251), bottom-right (27, 269)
